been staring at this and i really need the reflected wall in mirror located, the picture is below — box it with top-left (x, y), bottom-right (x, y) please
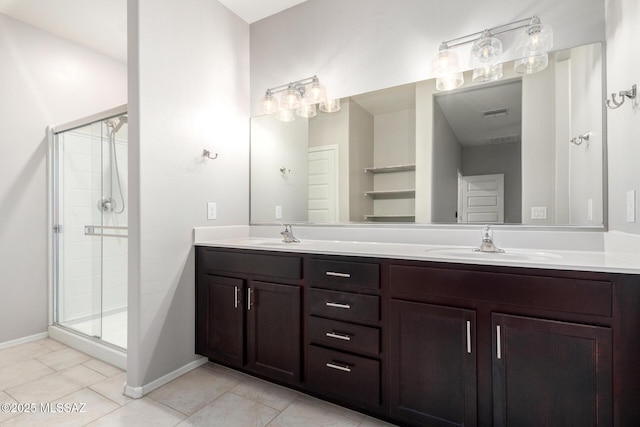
top-left (250, 43), bottom-right (604, 227)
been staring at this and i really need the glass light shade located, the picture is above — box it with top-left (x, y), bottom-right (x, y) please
top-left (281, 86), bottom-right (301, 110)
top-left (514, 18), bottom-right (553, 74)
top-left (472, 63), bottom-right (504, 83)
top-left (471, 30), bottom-right (502, 64)
top-left (319, 98), bottom-right (341, 113)
top-left (262, 91), bottom-right (279, 114)
top-left (296, 103), bottom-right (317, 118)
top-left (431, 44), bottom-right (464, 91)
top-left (277, 108), bottom-right (295, 122)
top-left (305, 81), bottom-right (327, 104)
top-left (470, 30), bottom-right (503, 83)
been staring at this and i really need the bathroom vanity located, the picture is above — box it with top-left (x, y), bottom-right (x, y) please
top-left (195, 239), bottom-right (640, 426)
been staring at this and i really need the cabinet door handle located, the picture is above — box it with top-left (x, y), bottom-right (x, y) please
top-left (466, 320), bottom-right (472, 354)
top-left (326, 271), bottom-right (351, 278)
top-left (326, 302), bottom-right (351, 309)
top-left (234, 286), bottom-right (239, 308)
top-left (247, 288), bottom-right (253, 311)
top-left (496, 325), bottom-right (502, 359)
top-left (325, 331), bottom-right (352, 341)
top-left (326, 362), bottom-right (352, 373)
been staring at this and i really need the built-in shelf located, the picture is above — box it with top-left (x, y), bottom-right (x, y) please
top-left (364, 214), bottom-right (416, 222)
top-left (364, 164), bottom-right (416, 174)
top-left (364, 189), bottom-right (416, 199)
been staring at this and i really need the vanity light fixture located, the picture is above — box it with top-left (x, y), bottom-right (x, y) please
top-left (262, 76), bottom-right (338, 120)
top-left (432, 15), bottom-right (553, 91)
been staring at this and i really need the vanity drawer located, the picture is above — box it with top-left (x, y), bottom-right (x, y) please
top-left (307, 258), bottom-right (379, 290)
top-left (307, 345), bottom-right (380, 407)
top-left (307, 316), bottom-right (380, 356)
top-left (390, 265), bottom-right (612, 317)
top-left (198, 247), bottom-right (302, 280)
top-left (307, 288), bottom-right (380, 323)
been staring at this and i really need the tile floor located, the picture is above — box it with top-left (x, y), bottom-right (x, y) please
top-left (0, 338), bottom-right (396, 426)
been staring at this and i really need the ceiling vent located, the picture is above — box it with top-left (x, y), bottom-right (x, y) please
top-left (482, 108), bottom-right (509, 118)
top-left (486, 134), bottom-right (521, 145)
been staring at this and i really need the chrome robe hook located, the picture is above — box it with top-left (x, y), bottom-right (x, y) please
top-left (606, 84), bottom-right (636, 109)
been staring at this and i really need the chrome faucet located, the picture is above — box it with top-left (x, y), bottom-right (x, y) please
top-left (280, 224), bottom-right (300, 243)
top-left (473, 225), bottom-right (504, 253)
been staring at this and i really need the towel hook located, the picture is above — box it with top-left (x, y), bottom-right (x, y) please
top-left (570, 131), bottom-right (591, 147)
top-left (606, 84), bottom-right (636, 109)
top-left (203, 149), bottom-right (218, 160)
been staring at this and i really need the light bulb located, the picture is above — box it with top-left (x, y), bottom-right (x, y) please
top-left (319, 98), bottom-right (341, 113)
top-left (262, 91), bottom-right (279, 114)
top-left (431, 43), bottom-right (464, 91)
top-left (281, 85), bottom-right (301, 110)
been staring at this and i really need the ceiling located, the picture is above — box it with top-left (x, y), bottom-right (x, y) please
top-left (0, 0), bottom-right (308, 63)
top-left (436, 80), bottom-right (523, 147)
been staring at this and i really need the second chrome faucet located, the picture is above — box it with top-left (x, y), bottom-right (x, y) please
top-left (280, 224), bottom-right (300, 243)
top-left (473, 225), bottom-right (504, 253)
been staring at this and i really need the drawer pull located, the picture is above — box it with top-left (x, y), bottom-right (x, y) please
top-left (326, 362), bottom-right (352, 373)
top-left (234, 286), bottom-right (239, 309)
top-left (326, 302), bottom-right (351, 309)
top-left (466, 320), bottom-right (472, 354)
top-left (326, 271), bottom-right (351, 278)
top-left (247, 288), bottom-right (253, 311)
top-left (496, 325), bottom-right (502, 359)
top-left (325, 331), bottom-right (352, 341)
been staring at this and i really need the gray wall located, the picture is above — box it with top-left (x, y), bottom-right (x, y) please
top-left (127, 0), bottom-right (249, 388)
top-left (432, 101), bottom-right (462, 223)
top-left (0, 13), bottom-right (127, 345)
top-left (250, 0), bottom-right (605, 116)
top-left (463, 143), bottom-right (523, 224)
top-left (348, 101), bottom-right (374, 221)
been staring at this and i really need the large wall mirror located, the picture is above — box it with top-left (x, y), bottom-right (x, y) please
top-left (251, 42), bottom-right (604, 227)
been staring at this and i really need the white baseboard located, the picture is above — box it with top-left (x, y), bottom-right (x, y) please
top-left (0, 332), bottom-right (48, 350)
top-left (124, 356), bottom-right (208, 399)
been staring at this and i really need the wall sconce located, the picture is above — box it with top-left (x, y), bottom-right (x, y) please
top-left (261, 76), bottom-right (340, 120)
top-left (431, 15), bottom-right (553, 91)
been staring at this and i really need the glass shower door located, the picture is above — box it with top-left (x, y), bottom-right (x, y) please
top-left (53, 113), bottom-right (128, 349)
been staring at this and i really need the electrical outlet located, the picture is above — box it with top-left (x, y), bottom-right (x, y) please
top-left (627, 190), bottom-right (636, 223)
top-left (531, 206), bottom-right (547, 220)
top-left (587, 198), bottom-right (593, 221)
top-left (207, 202), bottom-right (217, 220)
top-left (275, 205), bottom-right (282, 220)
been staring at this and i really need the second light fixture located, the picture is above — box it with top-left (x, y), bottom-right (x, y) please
top-left (431, 15), bottom-right (553, 91)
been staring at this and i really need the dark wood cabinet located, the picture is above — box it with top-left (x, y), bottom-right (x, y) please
top-left (196, 274), bottom-right (244, 368)
top-left (492, 313), bottom-right (612, 427)
top-left (195, 247), bottom-right (303, 386)
top-left (389, 300), bottom-right (477, 427)
top-left (246, 280), bottom-right (301, 385)
top-left (195, 246), bottom-right (640, 427)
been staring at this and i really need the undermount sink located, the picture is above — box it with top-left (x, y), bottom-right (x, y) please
top-left (424, 247), bottom-right (563, 262)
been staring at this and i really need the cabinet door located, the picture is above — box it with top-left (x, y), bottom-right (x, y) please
top-left (246, 281), bottom-right (301, 385)
top-left (197, 275), bottom-right (244, 368)
top-left (390, 300), bottom-right (477, 427)
top-left (492, 314), bottom-right (612, 427)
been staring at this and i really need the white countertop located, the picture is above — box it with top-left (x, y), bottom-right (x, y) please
top-left (194, 230), bottom-right (640, 275)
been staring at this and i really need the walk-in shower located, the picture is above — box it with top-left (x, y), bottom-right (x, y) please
top-left (49, 106), bottom-right (128, 359)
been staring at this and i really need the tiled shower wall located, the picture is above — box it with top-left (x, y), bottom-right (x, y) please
top-left (59, 122), bottom-right (127, 324)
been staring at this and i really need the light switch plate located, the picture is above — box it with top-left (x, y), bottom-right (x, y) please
top-left (531, 206), bottom-right (547, 220)
top-left (627, 190), bottom-right (636, 223)
top-left (207, 202), bottom-right (217, 220)
top-left (587, 198), bottom-right (593, 221)
top-left (275, 205), bottom-right (282, 220)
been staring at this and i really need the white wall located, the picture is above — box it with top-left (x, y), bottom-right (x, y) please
top-left (251, 116), bottom-right (308, 222)
top-left (250, 0), bottom-right (605, 116)
top-left (605, 0), bottom-right (640, 234)
top-left (0, 13), bottom-right (127, 345)
top-left (127, 0), bottom-right (249, 388)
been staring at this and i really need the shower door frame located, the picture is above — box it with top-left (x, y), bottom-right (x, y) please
top-left (47, 104), bottom-right (128, 344)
